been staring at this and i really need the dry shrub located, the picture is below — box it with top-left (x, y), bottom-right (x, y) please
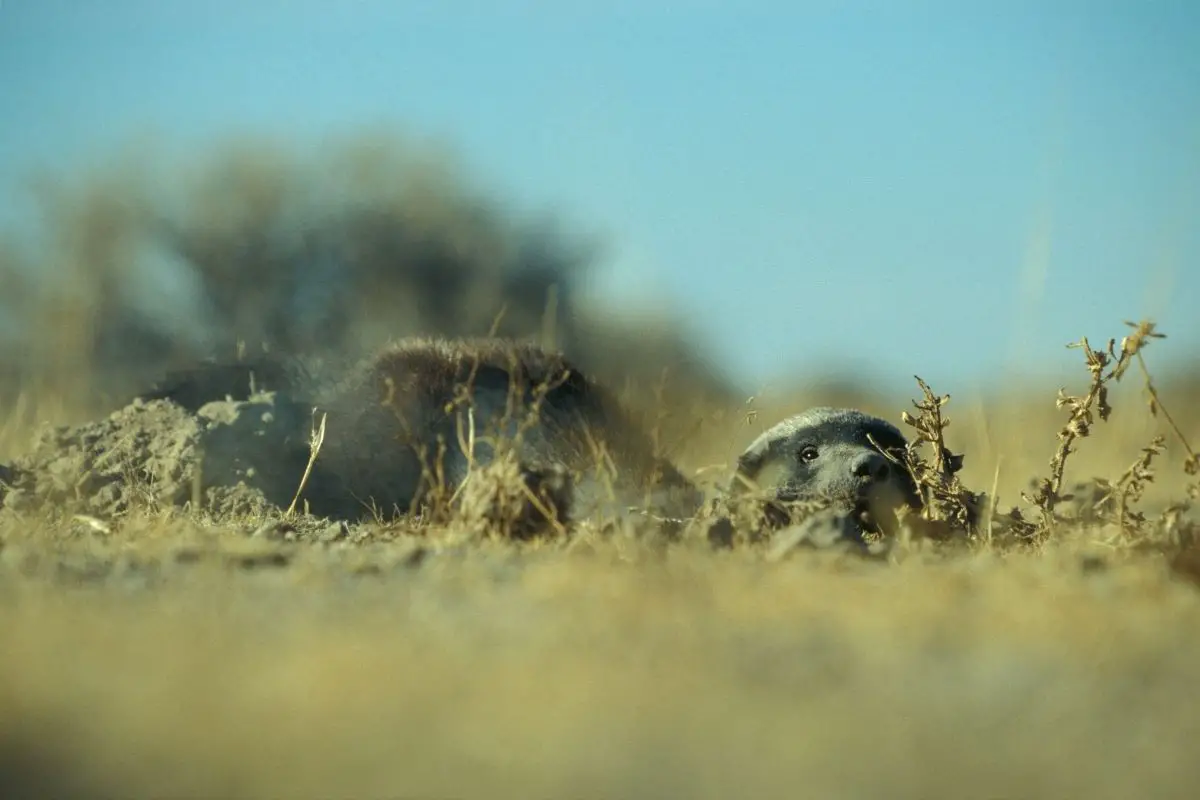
top-left (0, 131), bottom-right (735, 441)
top-left (873, 320), bottom-right (1199, 570)
top-left (455, 454), bottom-right (573, 542)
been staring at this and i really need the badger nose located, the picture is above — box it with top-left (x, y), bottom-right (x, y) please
top-left (852, 451), bottom-right (891, 482)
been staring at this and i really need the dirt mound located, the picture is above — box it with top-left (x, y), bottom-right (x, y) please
top-left (0, 392), bottom-right (629, 542)
top-left (1, 394), bottom-right (314, 523)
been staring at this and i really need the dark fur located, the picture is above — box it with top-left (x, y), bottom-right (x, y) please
top-left (141, 337), bottom-right (703, 523)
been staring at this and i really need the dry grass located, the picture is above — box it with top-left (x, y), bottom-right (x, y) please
top-left (3, 136), bottom-right (1200, 798)
top-left (4, 532), bottom-right (1200, 800)
top-left (1, 316), bottom-right (1200, 799)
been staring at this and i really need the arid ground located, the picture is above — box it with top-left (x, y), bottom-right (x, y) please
top-left (1, 139), bottom-right (1199, 799)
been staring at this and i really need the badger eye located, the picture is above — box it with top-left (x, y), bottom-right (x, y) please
top-left (798, 445), bottom-right (819, 463)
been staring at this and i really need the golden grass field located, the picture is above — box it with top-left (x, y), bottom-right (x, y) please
top-left (1, 140), bottom-right (1199, 798)
top-left (2, 320), bottom-right (1199, 799)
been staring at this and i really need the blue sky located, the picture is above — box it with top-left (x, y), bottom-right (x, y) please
top-left (1, 0), bottom-right (1197, 395)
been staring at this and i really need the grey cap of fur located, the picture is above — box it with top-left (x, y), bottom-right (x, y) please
top-left (729, 405), bottom-right (913, 511)
top-left (737, 407), bottom-right (904, 471)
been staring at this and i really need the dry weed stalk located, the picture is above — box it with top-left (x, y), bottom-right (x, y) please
top-left (1133, 347), bottom-right (1200, 499)
top-left (880, 376), bottom-right (981, 537)
top-left (1125, 337), bottom-right (1200, 549)
top-left (1019, 320), bottom-right (1165, 536)
top-left (1099, 435), bottom-right (1167, 536)
top-left (285, 409), bottom-right (327, 518)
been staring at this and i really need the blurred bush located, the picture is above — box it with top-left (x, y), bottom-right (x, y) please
top-left (0, 132), bottom-right (738, 438)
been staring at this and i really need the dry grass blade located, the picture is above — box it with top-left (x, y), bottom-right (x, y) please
top-left (285, 409), bottom-right (327, 518)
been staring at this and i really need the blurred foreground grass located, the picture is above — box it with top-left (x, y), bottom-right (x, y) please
top-left (2, 513), bottom-right (1200, 798)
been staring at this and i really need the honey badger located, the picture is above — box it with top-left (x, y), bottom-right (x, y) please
top-left (142, 340), bottom-right (920, 533)
top-left (728, 406), bottom-right (921, 530)
top-left (141, 336), bottom-right (704, 524)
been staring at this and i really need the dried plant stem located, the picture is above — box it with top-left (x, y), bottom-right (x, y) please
top-left (1135, 352), bottom-right (1199, 475)
top-left (286, 410), bottom-right (327, 518)
top-left (1023, 320), bottom-right (1164, 530)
